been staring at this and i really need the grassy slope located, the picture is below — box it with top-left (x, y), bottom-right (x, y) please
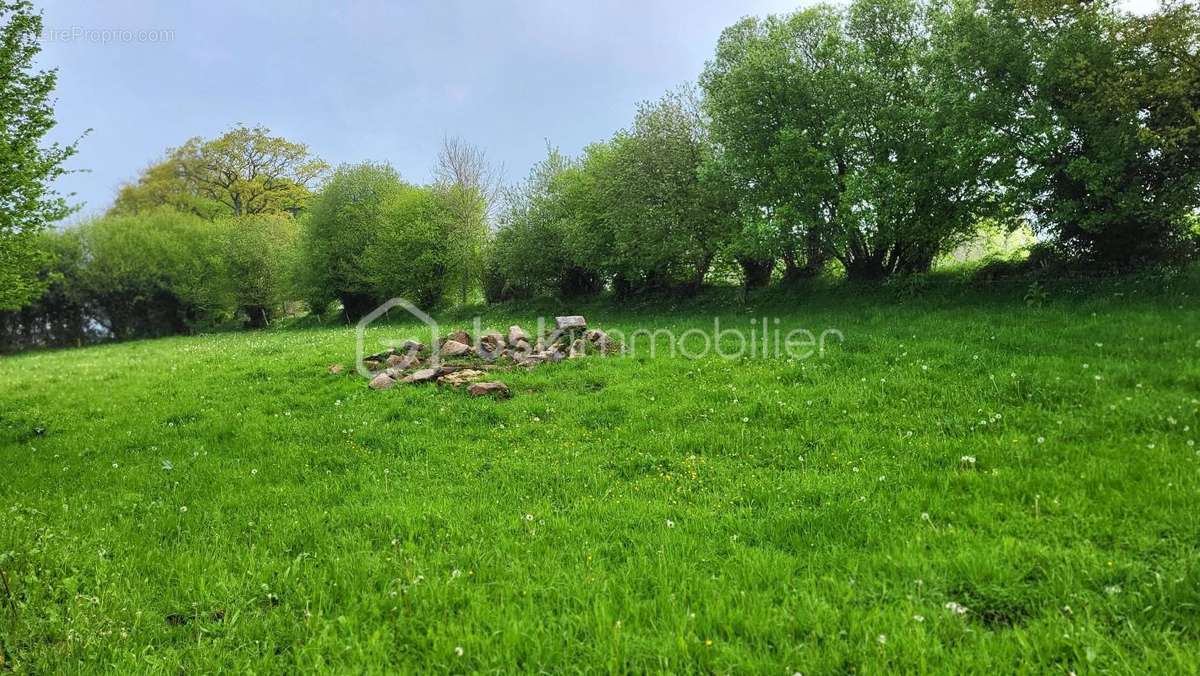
top-left (1, 272), bottom-right (1198, 673)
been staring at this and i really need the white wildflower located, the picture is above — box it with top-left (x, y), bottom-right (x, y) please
top-left (944, 601), bottom-right (969, 616)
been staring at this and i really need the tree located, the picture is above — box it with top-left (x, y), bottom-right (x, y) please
top-left (109, 155), bottom-right (225, 219)
top-left (602, 86), bottom-right (738, 293)
top-left (955, 0), bottom-right (1200, 266)
top-left (299, 162), bottom-right (454, 320)
top-left (702, 10), bottom-right (843, 282)
top-left (0, 1), bottom-right (83, 310)
top-left (488, 145), bottom-right (603, 300)
top-left (434, 136), bottom-right (500, 304)
top-left (76, 210), bottom-right (232, 339)
top-left (112, 124), bottom-right (328, 218)
top-left (703, 0), bottom-right (1012, 281)
top-left (221, 213), bottom-right (299, 328)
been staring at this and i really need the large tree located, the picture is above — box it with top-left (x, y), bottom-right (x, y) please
top-left (0, 0), bottom-right (82, 310)
top-left (299, 162), bottom-right (453, 320)
top-left (703, 0), bottom-right (1015, 281)
top-left (112, 124), bottom-right (328, 218)
top-left (603, 86), bottom-right (738, 293)
top-left (953, 0), bottom-right (1200, 265)
top-left (701, 10), bottom-right (842, 282)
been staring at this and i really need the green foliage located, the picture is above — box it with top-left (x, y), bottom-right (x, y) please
top-left (434, 137), bottom-right (499, 305)
top-left (939, 0), bottom-right (1200, 266)
top-left (702, 0), bottom-right (1012, 282)
top-left (108, 156), bottom-right (226, 219)
top-left (111, 125), bottom-right (328, 218)
top-left (220, 213), bottom-right (299, 327)
top-left (299, 162), bottom-right (453, 319)
top-left (0, 1), bottom-right (83, 310)
top-left (1023, 280), bottom-right (1049, 307)
top-left (0, 229), bottom-right (90, 350)
top-left (75, 209), bottom-right (232, 338)
top-left (489, 91), bottom-right (741, 300)
top-left (701, 10), bottom-right (841, 280)
top-left (602, 87), bottom-right (737, 292)
top-left (488, 146), bottom-right (605, 300)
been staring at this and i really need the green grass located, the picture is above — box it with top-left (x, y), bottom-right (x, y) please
top-left (2, 271), bottom-right (1199, 673)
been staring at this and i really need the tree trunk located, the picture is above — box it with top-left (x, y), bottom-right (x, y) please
top-left (844, 254), bottom-right (888, 282)
top-left (803, 228), bottom-right (827, 276)
top-left (244, 305), bottom-right (270, 329)
top-left (737, 256), bottom-right (774, 289)
top-left (340, 292), bottom-right (379, 323)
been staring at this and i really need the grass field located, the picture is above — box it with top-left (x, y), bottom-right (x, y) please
top-left (2, 271), bottom-right (1199, 673)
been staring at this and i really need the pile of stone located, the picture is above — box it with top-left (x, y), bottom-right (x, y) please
top-left (350, 316), bottom-right (619, 398)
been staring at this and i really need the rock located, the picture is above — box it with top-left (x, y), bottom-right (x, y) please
top-left (438, 369), bottom-right (486, 387)
top-left (363, 359), bottom-right (382, 371)
top-left (402, 368), bottom-right (440, 384)
top-left (365, 349), bottom-right (395, 362)
top-left (595, 336), bottom-right (617, 353)
top-left (518, 354), bottom-right (547, 366)
top-left (543, 350), bottom-right (565, 363)
top-left (512, 338), bottom-right (532, 355)
top-left (569, 338), bottom-right (586, 358)
top-left (401, 339), bottom-right (425, 354)
top-left (478, 332), bottom-right (504, 359)
top-left (386, 353), bottom-right (420, 369)
top-left (556, 315), bottom-right (587, 331)
top-left (587, 329), bottom-right (608, 342)
top-left (368, 373), bottom-right (396, 390)
top-left (440, 340), bottom-right (471, 357)
top-left (328, 364), bottom-right (344, 375)
top-left (507, 325), bottom-right (529, 345)
top-left (448, 330), bottom-right (472, 346)
top-left (468, 381), bottom-right (510, 398)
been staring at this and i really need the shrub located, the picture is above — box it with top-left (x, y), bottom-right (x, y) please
top-left (76, 209), bottom-right (232, 338)
top-left (221, 213), bottom-right (299, 327)
top-left (488, 147), bottom-right (605, 300)
top-left (0, 230), bottom-right (92, 352)
top-left (299, 162), bottom-right (453, 320)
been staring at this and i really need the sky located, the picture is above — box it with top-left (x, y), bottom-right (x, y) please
top-left (36, 0), bottom-right (1159, 220)
top-left (36, 0), bottom-right (803, 220)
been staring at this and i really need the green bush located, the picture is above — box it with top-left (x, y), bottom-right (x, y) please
top-left (0, 230), bottom-right (91, 351)
top-left (487, 148), bottom-right (604, 301)
top-left (299, 162), bottom-right (454, 319)
top-left (221, 213), bottom-right (299, 327)
top-left (76, 209), bottom-right (232, 338)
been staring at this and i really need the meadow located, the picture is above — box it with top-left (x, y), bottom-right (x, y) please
top-left (1, 271), bottom-right (1198, 673)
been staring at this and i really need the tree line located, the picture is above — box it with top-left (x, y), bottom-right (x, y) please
top-left (1, 124), bottom-right (494, 350)
top-left (489, 0), bottom-right (1200, 299)
top-left (2, 0), bottom-right (1199, 351)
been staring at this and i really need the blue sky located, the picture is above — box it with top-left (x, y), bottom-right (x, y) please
top-left (37, 0), bottom-right (805, 219)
